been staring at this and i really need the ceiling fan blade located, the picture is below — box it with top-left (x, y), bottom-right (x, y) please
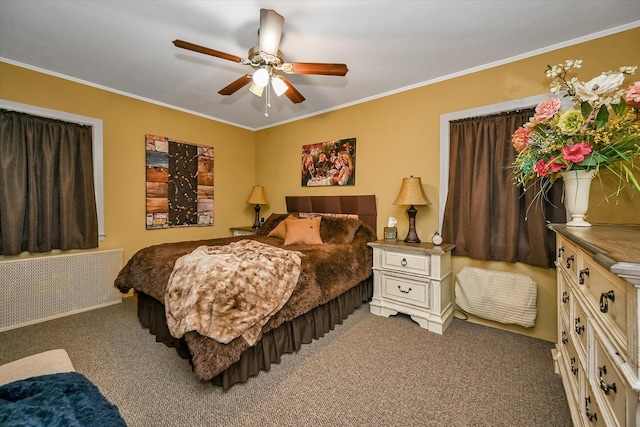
top-left (280, 77), bottom-right (305, 104)
top-left (284, 62), bottom-right (349, 76)
top-left (218, 74), bottom-right (252, 95)
top-left (173, 39), bottom-right (244, 63)
top-left (259, 9), bottom-right (284, 59)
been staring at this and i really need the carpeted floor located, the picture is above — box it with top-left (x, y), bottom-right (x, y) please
top-left (0, 297), bottom-right (572, 426)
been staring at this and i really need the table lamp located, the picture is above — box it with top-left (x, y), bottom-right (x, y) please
top-left (393, 176), bottom-right (431, 243)
top-left (247, 185), bottom-right (269, 228)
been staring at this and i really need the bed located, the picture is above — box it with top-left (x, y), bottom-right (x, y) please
top-left (114, 195), bottom-right (377, 389)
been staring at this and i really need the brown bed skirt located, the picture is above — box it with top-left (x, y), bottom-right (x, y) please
top-left (136, 276), bottom-right (373, 390)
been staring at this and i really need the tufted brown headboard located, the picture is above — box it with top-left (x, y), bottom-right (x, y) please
top-left (285, 195), bottom-right (377, 236)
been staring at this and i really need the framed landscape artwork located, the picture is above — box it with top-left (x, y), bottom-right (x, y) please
top-left (301, 137), bottom-right (356, 186)
top-left (145, 134), bottom-right (214, 229)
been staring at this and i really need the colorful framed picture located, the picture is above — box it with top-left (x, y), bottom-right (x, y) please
top-left (145, 134), bottom-right (214, 229)
top-left (301, 137), bottom-right (356, 186)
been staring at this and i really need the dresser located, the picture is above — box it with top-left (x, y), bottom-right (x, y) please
top-left (368, 240), bottom-right (455, 334)
top-left (550, 224), bottom-right (640, 426)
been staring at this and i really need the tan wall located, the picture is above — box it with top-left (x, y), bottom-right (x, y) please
top-left (0, 62), bottom-right (256, 262)
top-left (255, 27), bottom-right (640, 341)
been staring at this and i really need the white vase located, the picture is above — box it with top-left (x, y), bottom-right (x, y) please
top-left (561, 169), bottom-right (596, 227)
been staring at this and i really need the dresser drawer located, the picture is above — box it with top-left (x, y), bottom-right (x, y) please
top-left (560, 316), bottom-right (581, 403)
top-left (380, 272), bottom-right (429, 307)
top-left (581, 256), bottom-right (627, 338)
top-left (558, 272), bottom-right (571, 324)
top-left (557, 236), bottom-right (578, 280)
top-left (572, 301), bottom-right (588, 361)
top-left (594, 335), bottom-right (627, 427)
top-left (584, 382), bottom-right (607, 426)
top-left (382, 250), bottom-right (430, 276)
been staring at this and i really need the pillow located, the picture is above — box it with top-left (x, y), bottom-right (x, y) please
top-left (257, 213), bottom-right (290, 235)
top-left (267, 215), bottom-right (297, 239)
top-left (320, 216), bottom-right (362, 244)
top-left (283, 216), bottom-right (323, 245)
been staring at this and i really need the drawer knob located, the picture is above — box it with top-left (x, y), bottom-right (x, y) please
top-left (397, 285), bottom-right (412, 294)
top-left (574, 317), bottom-right (584, 335)
top-left (565, 255), bottom-right (574, 269)
top-left (558, 247), bottom-right (564, 258)
top-left (578, 268), bottom-right (589, 284)
top-left (599, 290), bottom-right (615, 313)
top-left (585, 396), bottom-right (598, 422)
top-left (400, 257), bottom-right (408, 267)
top-left (561, 291), bottom-right (569, 304)
top-left (598, 365), bottom-right (617, 395)
top-left (570, 357), bottom-right (578, 376)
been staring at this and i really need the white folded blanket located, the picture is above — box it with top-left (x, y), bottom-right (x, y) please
top-left (455, 267), bottom-right (537, 328)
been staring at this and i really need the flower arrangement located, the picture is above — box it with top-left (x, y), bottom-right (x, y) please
top-left (511, 59), bottom-right (640, 198)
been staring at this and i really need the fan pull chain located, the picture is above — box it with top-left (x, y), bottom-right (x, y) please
top-left (265, 83), bottom-right (271, 117)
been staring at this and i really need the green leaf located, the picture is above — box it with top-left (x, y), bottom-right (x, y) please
top-left (611, 98), bottom-right (626, 116)
top-left (578, 155), bottom-right (598, 167)
top-left (595, 105), bottom-right (609, 129)
top-left (580, 101), bottom-right (592, 119)
top-left (622, 164), bottom-right (640, 192)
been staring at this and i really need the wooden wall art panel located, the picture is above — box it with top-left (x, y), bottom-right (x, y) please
top-left (145, 134), bottom-right (214, 229)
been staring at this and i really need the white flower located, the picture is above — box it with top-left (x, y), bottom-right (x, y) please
top-left (573, 72), bottom-right (625, 102)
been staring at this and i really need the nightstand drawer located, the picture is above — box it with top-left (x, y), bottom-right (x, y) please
top-left (380, 272), bottom-right (429, 307)
top-left (382, 251), bottom-right (430, 276)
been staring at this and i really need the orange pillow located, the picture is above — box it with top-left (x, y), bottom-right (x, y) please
top-left (283, 216), bottom-right (323, 245)
top-left (267, 215), bottom-right (296, 240)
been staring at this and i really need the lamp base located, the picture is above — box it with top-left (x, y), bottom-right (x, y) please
top-left (252, 204), bottom-right (261, 229)
top-left (403, 205), bottom-right (421, 243)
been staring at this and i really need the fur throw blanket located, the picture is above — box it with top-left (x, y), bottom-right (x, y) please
top-left (165, 240), bottom-right (302, 346)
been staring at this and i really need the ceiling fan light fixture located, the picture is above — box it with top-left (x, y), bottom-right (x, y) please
top-left (249, 82), bottom-right (264, 97)
top-left (252, 68), bottom-right (270, 87)
top-left (271, 76), bottom-right (288, 96)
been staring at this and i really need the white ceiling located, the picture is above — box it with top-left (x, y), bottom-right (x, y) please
top-left (1, 1), bottom-right (639, 131)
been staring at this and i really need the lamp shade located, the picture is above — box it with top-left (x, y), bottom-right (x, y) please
top-left (249, 83), bottom-right (265, 97)
top-left (393, 176), bottom-right (431, 206)
top-left (252, 68), bottom-right (270, 88)
top-left (271, 76), bottom-right (288, 96)
top-left (247, 185), bottom-right (269, 205)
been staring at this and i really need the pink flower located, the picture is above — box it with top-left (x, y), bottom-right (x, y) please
top-left (535, 157), bottom-right (566, 177)
top-left (534, 98), bottom-right (561, 122)
top-left (535, 159), bottom-right (550, 177)
top-left (549, 156), bottom-right (567, 173)
top-left (626, 82), bottom-right (640, 108)
top-left (562, 142), bottom-right (592, 163)
top-left (512, 127), bottom-right (532, 152)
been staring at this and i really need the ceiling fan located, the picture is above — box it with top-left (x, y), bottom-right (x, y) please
top-left (172, 9), bottom-right (348, 111)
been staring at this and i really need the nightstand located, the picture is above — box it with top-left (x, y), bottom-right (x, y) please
top-left (368, 240), bottom-right (455, 334)
top-left (230, 226), bottom-right (257, 236)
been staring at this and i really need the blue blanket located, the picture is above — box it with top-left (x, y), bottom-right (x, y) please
top-left (0, 372), bottom-right (126, 426)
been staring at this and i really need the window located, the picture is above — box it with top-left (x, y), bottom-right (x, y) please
top-left (439, 96), bottom-right (564, 268)
top-left (0, 100), bottom-right (104, 254)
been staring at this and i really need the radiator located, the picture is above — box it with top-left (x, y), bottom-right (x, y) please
top-left (0, 249), bottom-right (123, 331)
